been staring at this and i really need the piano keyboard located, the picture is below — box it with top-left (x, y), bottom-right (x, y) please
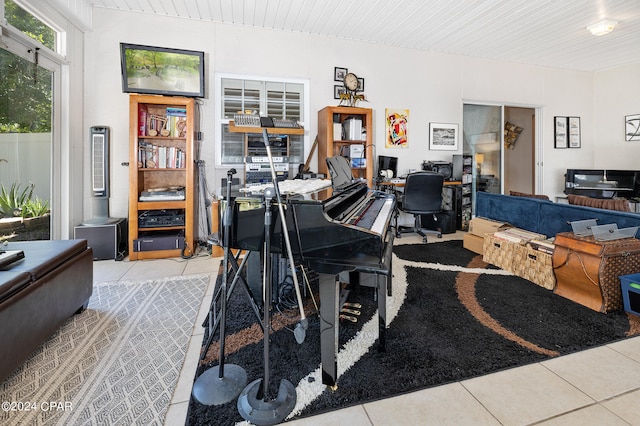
top-left (371, 198), bottom-right (394, 235)
top-left (346, 195), bottom-right (394, 236)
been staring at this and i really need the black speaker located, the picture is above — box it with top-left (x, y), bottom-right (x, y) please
top-left (74, 218), bottom-right (127, 260)
top-left (421, 211), bottom-right (457, 234)
top-left (422, 161), bottom-right (453, 180)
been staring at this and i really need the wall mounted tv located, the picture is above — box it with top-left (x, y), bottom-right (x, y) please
top-left (120, 43), bottom-right (205, 98)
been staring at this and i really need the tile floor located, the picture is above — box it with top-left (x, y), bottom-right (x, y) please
top-left (92, 232), bottom-right (640, 426)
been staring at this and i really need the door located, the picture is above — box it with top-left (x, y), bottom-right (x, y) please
top-left (463, 104), bottom-right (503, 213)
top-left (463, 103), bottom-right (537, 213)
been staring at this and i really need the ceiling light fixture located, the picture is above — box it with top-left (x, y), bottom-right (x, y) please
top-left (587, 19), bottom-right (618, 36)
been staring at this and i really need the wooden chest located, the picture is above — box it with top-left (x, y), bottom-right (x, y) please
top-left (552, 232), bottom-right (640, 313)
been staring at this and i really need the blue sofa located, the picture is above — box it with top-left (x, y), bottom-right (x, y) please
top-left (475, 192), bottom-right (640, 237)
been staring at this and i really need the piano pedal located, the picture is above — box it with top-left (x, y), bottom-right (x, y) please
top-left (341, 308), bottom-right (360, 316)
top-left (339, 314), bottom-right (358, 323)
top-left (343, 302), bottom-right (362, 309)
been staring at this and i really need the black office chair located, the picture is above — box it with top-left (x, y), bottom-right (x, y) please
top-left (396, 171), bottom-right (444, 243)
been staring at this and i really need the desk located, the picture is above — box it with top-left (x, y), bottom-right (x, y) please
top-left (377, 180), bottom-right (467, 231)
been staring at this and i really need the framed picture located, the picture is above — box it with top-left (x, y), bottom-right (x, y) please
top-left (120, 43), bottom-right (205, 97)
top-left (554, 116), bottom-right (568, 149)
top-left (357, 77), bottom-right (365, 92)
top-left (568, 116), bottom-right (581, 148)
top-left (334, 67), bottom-right (347, 82)
top-left (626, 114), bottom-right (640, 141)
top-left (334, 85), bottom-right (346, 99)
top-left (429, 122), bottom-right (458, 151)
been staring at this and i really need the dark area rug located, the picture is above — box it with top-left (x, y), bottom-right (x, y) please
top-left (186, 240), bottom-right (638, 425)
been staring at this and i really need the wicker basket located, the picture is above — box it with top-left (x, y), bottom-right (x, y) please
top-left (512, 244), bottom-right (556, 290)
top-left (483, 234), bottom-right (518, 272)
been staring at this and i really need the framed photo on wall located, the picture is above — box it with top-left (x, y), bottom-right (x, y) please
top-left (334, 85), bottom-right (346, 99)
top-left (334, 67), bottom-right (347, 82)
top-left (429, 122), bottom-right (458, 151)
top-left (554, 116), bottom-right (568, 149)
top-left (568, 117), bottom-right (581, 148)
top-left (626, 114), bottom-right (640, 141)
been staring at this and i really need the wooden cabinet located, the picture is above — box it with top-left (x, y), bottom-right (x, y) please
top-left (228, 121), bottom-right (304, 184)
top-left (317, 106), bottom-right (373, 188)
top-left (128, 95), bottom-right (196, 260)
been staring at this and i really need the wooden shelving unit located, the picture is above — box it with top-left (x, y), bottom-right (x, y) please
top-left (228, 121), bottom-right (305, 184)
top-left (317, 106), bottom-right (373, 188)
top-left (128, 94), bottom-right (196, 260)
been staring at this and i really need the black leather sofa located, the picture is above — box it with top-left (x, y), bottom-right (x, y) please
top-left (0, 239), bottom-right (93, 383)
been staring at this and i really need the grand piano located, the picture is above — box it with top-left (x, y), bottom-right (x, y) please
top-left (229, 156), bottom-right (396, 388)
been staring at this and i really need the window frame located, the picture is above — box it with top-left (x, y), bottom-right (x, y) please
top-left (1, 0), bottom-right (69, 239)
top-left (215, 73), bottom-right (310, 166)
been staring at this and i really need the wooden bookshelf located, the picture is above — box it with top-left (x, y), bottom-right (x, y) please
top-left (128, 94), bottom-right (196, 260)
top-left (317, 106), bottom-right (373, 188)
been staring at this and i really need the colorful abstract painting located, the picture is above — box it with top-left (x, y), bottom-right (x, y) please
top-left (386, 108), bottom-right (409, 148)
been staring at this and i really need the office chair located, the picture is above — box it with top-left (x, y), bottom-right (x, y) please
top-left (396, 171), bottom-right (444, 243)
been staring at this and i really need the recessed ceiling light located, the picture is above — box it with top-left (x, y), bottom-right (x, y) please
top-left (587, 19), bottom-right (618, 36)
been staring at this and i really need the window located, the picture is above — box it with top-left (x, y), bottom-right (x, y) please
top-left (218, 75), bottom-right (307, 165)
top-left (4, 0), bottom-right (56, 50)
top-left (1, 0), bottom-right (62, 240)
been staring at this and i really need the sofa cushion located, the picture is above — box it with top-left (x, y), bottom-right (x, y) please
top-left (0, 271), bottom-right (31, 303)
top-left (2, 239), bottom-right (88, 280)
top-left (567, 194), bottom-right (631, 212)
top-left (475, 193), bottom-right (543, 234)
top-left (509, 190), bottom-right (551, 200)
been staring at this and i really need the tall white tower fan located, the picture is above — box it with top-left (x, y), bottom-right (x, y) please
top-left (82, 126), bottom-right (118, 225)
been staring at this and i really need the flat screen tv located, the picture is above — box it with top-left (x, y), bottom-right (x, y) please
top-left (377, 155), bottom-right (398, 179)
top-left (120, 43), bottom-right (205, 98)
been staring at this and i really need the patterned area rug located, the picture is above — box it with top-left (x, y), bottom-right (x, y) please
top-left (187, 240), bottom-right (640, 425)
top-left (0, 274), bottom-right (209, 425)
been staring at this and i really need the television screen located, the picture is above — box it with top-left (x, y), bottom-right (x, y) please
top-left (377, 155), bottom-right (398, 179)
top-left (120, 43), bottom-right (205, 98)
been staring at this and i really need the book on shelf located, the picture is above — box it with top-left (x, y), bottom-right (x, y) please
top-left (138, 142), bottom-right (184, 169)
top-left (138, 105), bottom-right (148, 136)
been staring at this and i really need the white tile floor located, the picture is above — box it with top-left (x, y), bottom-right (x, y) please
top-left (92, 233), bottom-right (640, 426)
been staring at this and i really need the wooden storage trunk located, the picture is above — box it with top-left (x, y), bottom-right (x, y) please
top-left (552, 232), bottom-right (640, 313)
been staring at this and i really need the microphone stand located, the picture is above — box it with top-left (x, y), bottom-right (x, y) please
top-left (237, 129), bottom-right (300, 425)
top-left (192, 169), bottom-right (248, 406)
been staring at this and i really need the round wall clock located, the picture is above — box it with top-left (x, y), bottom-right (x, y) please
top-left (343, 72), bottom-right (359, 92)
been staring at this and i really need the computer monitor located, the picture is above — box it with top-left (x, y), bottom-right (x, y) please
top-left (377, 155), bottom-right (398, 179)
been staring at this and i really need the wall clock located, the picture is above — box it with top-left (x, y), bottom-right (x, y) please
top-left (343, 72), bottom-right (359, 92)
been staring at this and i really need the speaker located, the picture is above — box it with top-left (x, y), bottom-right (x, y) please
top-left (74, 218), bottom-right (127, 260)
top-left (421, 211), bottom-right (457, 234)
top-left (422, 161), bottom-right (453, 180)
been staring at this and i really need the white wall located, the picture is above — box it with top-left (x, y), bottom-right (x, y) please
top-left (83, 8), bottom-right (637, 234)
top-left (594, 63), bottom-right (640, 167)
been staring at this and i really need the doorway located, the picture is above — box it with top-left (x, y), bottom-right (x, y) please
top-left (462, 103), bottom-right (537, 213)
